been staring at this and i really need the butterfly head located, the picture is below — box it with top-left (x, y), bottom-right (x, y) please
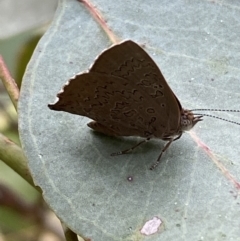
top-left (180, 109), bottom-right (203, 132)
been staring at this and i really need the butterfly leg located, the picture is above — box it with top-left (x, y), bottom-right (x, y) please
top-left (173, 133), bottom-right (182, 141)
top-left (111, 137), bottom-right (151, 156)
top-left (149, 138), bottom-right (174, 170)
top-left (150, 133), bottom-right (183, 170)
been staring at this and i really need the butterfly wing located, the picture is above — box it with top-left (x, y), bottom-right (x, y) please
top-left (49, 41), bottom-right (182, 138)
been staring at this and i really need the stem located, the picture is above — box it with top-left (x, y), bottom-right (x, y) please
top-left (0, 133), bottom-right (41, 193)
top-left (0, 55), bottom-right (19, 111)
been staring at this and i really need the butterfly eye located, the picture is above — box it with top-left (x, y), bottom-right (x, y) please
top-left (182, 119), bottom-right (189, 126)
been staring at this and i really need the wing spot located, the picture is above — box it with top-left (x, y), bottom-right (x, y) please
top-left (146, 108), bottom-right (155, 114)
top-left (124, 110), bottom-right (137, 117)
top-left (161, 103), bottom-right (166, 108)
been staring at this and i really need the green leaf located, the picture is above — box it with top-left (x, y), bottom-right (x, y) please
top-left (18, 0), bottom-right (240, 240)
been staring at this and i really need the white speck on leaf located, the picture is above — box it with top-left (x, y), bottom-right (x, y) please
top-left (140, 216), bottom-right (162, 235)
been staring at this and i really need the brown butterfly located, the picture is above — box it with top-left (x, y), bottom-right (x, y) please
top-left (48, 40), bottom-right (204, 169)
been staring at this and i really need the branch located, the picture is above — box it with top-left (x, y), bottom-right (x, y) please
top-left (0, 133), bottom-right (41, 193)
top-left (0, 55), bottom-right (19, 111)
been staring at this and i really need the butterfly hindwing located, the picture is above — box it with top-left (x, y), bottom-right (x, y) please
top-left (91, 40), bottom-right (182, 134)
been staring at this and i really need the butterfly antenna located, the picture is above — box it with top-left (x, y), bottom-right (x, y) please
top-left (193, 113), bottom-right (240, 126)
top-left (190, 109), bottom-right (240, 113)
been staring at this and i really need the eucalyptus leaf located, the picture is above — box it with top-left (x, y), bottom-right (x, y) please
top-left (19, 0), bottom-right (240, 240)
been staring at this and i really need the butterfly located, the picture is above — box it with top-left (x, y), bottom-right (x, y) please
top-left (48, 40), bottom-right (203, 169)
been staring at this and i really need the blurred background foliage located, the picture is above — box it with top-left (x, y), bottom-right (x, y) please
top-left (0, 1), bottom-right (67, 240)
